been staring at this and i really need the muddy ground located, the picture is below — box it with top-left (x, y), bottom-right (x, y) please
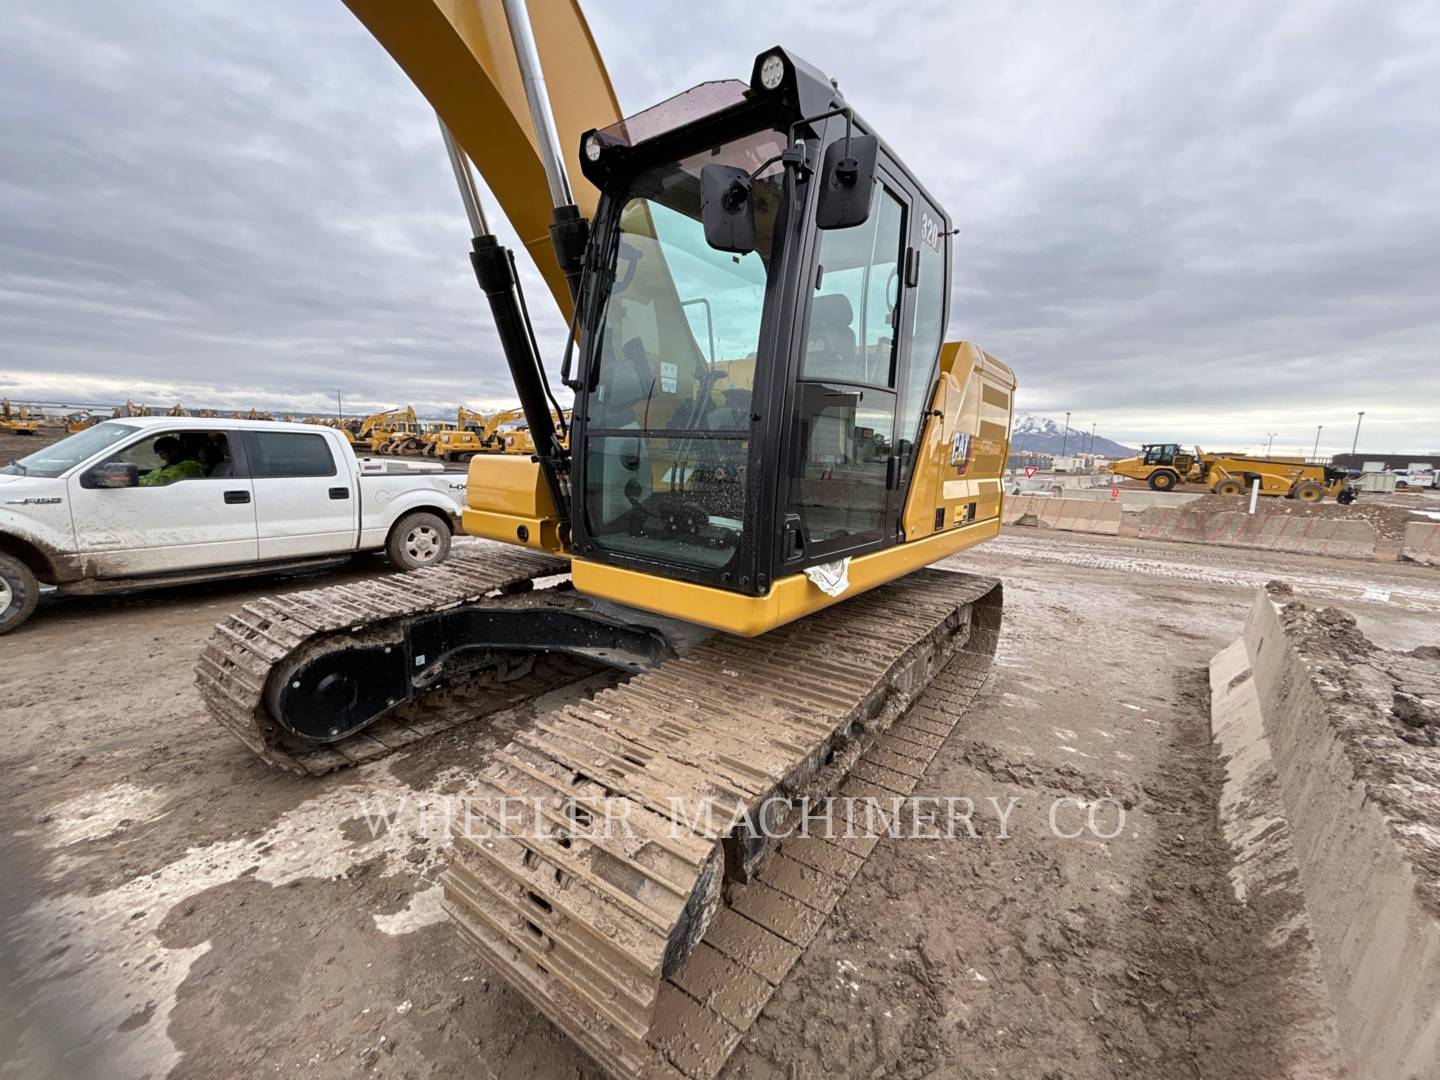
top-left (0, 427), bottom-right (65, 461)
top-left (2, 533), bottom-right (1436, 1080)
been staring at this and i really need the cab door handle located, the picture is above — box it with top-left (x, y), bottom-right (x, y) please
top-left (224, 490), bottom-right (251, 505)
top-left (329, 487), bottom-right (350, 500)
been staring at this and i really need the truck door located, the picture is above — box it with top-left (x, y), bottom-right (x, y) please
top-left (67, 428), bottom-right (258, 575)
top-left (783, 166), bottom-right (912, 565)
top-left (243, 430), bottom-right (358, 558)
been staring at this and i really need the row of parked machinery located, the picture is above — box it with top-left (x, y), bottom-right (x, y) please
top-left (5, 397), bottom-right (555, 466)
top-left (311, 404), bottom-right (564, 461)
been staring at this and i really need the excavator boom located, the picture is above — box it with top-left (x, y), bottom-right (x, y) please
top-left (342, 0), bottom-right (619, 316)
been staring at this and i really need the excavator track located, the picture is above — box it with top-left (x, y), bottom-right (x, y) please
top-left (441, 568), bottom-right (1002, 1079)
top-left (195, 545), bottom-right (568, 774)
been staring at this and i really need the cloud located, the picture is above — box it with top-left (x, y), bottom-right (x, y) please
top-left (1, 0), bottom-right (1437, 454)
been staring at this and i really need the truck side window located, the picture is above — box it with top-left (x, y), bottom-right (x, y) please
top-left (103, 431), bottom-right (233, 485)
top-left (248, 432), bottom-right (337, 478)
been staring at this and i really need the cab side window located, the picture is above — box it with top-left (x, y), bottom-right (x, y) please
top-left (803, 185), bottom-right (906, 387)
top-left (897, 202), bottom-right (946, 470)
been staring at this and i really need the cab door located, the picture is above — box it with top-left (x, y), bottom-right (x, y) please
top-left (68, 428), bottom-right (258, 576)
top-left (783, 163), bottom-right (913, 565)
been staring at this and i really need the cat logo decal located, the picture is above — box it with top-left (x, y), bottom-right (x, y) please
top-left (950, 430), bottom-right (973, 473)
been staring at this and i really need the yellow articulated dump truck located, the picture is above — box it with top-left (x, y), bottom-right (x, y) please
top-left (1111, 443), bottom-right (1356, 503)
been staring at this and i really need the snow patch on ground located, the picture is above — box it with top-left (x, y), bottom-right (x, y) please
top-left (374, 882), bottom-right (447, 935)
top-left (7, 759), bottom-right (455, 1079)
top-left (43, 781), bottom-right (170, 847)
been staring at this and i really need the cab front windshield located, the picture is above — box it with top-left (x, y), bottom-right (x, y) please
top-left (582, 127), bottom-right (787, 572)
top-left (1, 421), bottom-right (136, 477)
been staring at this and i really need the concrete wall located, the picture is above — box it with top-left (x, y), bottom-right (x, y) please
top-left (1058, 487), bottom-right (1206, 511)
top-left (1402, 521), bottom-right (1440, 565)
top-left (1001, 495), bottom-right (1121, 535)
top-left (1214, 591), bottom-right (1440, 1077)
top-left (1135, 507), bottom-right (1378, 559)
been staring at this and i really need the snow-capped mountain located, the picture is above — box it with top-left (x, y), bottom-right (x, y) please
top-left (1010, 415), bottom-right (1135, 458)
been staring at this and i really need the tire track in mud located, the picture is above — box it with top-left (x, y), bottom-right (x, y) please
top-left (970, 534), bottom-right (1440, 614)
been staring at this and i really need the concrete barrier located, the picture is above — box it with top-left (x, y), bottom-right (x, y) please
top-left (1059, 487), bottom-right (1205, 511)
top-left (1402, 521), bottom-right (1440, 565)
top-left (1002, 495), bottom-right (1122, 535)
top-left (1135, 508), bottom-right (1378, 559)
top-left (1211, 587), bottom-right (1440, 1077)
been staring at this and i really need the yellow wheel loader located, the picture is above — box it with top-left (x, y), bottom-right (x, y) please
top-left (197, 6), bottom-right (1014, 1076)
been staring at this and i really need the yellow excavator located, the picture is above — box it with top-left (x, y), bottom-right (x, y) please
top-left (425, 405), bottom-right (510, 462)
top-left (355, 404), bottom-right (418, 452)
top-left (0, 401), bottom-right (41, 436)
top-left (197, 4), bottom-right (1014, 1076)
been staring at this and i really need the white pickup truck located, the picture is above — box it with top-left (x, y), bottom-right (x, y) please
top-left (0, 417), bottom-right (468, 634)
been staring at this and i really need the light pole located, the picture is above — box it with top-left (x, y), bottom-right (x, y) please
top-left (337, 391), bottom-right (343, 421)
top-left (1311, 424), bottom-right (1323, 462)
top-left (1060, 411), bottom-right (1070, 457)
top-left (1089, 422), bottom-right (1096, 456)
top-left (1265, 432), bottom-right (1277, 456)
top-left (1351, 411), bottom-right (1365, 455)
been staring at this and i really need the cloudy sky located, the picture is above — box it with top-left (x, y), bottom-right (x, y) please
top-left (2, 0), bottom-right (1437, 456)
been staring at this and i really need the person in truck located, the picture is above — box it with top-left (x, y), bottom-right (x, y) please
top-left (139, 435), bottom-right (205, 486)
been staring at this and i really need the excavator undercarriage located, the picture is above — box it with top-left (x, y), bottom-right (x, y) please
top-left (198, 543), bottom-right (1000, 1076)
top-left (444, 568), bottom-right (1000, 1078)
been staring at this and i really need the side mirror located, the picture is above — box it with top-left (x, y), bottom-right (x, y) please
top-left (84, 462), bottom-right (139, 489)
top-left (816, 134), bottom-right (878, 230)
top-left (700, 164), bottom-right (757, 254)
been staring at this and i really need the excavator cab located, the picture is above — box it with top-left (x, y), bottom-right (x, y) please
top-left (546, 49), bottom-right (970, 615)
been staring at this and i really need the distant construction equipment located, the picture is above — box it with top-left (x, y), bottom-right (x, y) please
top-left (0, 401), bottom-right (40, 435)
top-left (1110, 443), bottom-right (1357, 503)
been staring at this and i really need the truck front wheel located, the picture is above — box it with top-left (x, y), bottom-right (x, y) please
top-left (386, 512), bottom-right (452, 571)
top-left (0, 553), bottom-right (41, 635)
top-left (1148, 470), bottom-right (1179, 491)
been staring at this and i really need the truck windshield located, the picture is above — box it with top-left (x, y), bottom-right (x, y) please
top-left (581, 127), bottom-right (786, 572)
top-left (1, 422), bottom-right (137, 477)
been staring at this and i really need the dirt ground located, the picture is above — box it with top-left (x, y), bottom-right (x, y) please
top-left (2, 533), bottom-right (1436, 1080)
top-left (1180, 492), bottom-right (1430, 543)
top-left (0, 427), bottom-right (66, 460)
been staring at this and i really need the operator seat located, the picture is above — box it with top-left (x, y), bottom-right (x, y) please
top-left (804, 293), bottom-right (857, 380)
